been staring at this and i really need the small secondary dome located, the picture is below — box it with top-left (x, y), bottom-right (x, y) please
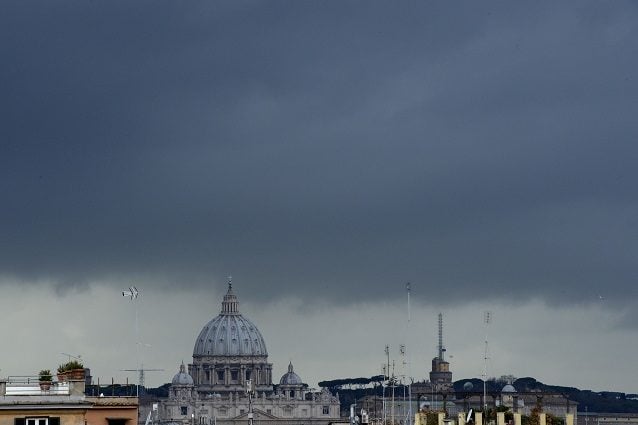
top-left (172, 362), bottom-right (194, 386)
top-left (502, 384), bottom-right (516, 393)
top-left (279, 362), bottom-right (302, 385)
top-left (193, 281), bottom-right (268, 357)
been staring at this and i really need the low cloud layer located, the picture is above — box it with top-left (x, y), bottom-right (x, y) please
top-left (1, 281), bottom-right (633, 392)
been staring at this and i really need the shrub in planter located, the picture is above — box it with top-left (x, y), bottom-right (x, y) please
top-left (39, 369), bottom-right (52, 390)
top-left (57, 360), bottom-right (85, 381)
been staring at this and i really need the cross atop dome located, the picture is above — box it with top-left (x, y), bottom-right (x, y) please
top-left (221, 277), bottom-right (239, 314)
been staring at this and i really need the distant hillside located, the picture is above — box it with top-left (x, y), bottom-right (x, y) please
top-left (453, 377), bottom-right (638, 414)
top-left (142, 375), bottom-right (638, 415)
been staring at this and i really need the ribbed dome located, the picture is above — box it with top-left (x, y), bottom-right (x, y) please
top-left (172, 362), bottom-right (194, 386)
top-left (193, 282), bottom-right (268, 357)
top-left (279, 362), bottom-right (302, 385)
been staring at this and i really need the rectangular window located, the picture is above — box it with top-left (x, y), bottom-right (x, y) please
top-left (181, 406), bottom-right (188, 416)
top-left (231, 370), bottom-right (238, 381)
top-left (323, 406), bottom-right (329, 415)
top-left (205, 371), bottom-right (210, 382)
top-left (217, 370), bottom-right (225, 382)
top-left (266, 410), bottom-right (272, 415)
top-left (26, 419), bottom-right (50, 425)
top-left (245, 370), bottom-right (251, 380)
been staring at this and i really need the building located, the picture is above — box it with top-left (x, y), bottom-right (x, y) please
top-left (150, 281), bottom-right (340, 425)
top-left (577, 413), bottom-right (638, 425)
top-left (455, 385), bottom-right (577, 419)
top-left (412, 313), bottom-right (452, 401)
top-left (0, 376), bottom-right (138, 425)
top-left (428, 314), bottom-right (452, 392)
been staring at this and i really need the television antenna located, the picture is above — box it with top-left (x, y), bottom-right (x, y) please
top-left (122, 286), bottom-right (139, 300)
top-left (122, 286), bottom-right (142, 396)
top-left (61, 353), bottom-right (82, 362)
top-left (121, 364), bottom-right (165, 388)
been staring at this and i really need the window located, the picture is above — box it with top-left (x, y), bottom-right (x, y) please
top-left (240, 410), bottom-right (245, 415)
top-left (205, 371), bottom-right (210, 382)
top-left (107, 420), bottom-right (127, 425)
top-left (231, 370), bottom-right (238, 381)
top-left (181, 406), bottom-right (188, 416)
top-left (266, 410), bottom-right (272, 415)
top-left (290, 390), bottom-right (295, 398)
top-left (217, 370), bottom-right (225, 382)
top-left (322, 406), bottom-right (329, 415)
top-left (22, 419), bottom-right (58, 425)
top-left (245, 370), bottom-right (251, 380)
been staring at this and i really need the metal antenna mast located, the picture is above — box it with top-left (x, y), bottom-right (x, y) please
top-left (122, 286), bottom-right (140, 396)
top-left (438, 313), bottom-right (445, 361)
top-left (406, 283), bottom-right (413, 425)
top-left (483, 311), bottom-right (492, 413)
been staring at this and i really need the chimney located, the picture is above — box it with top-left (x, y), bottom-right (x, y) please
top-left (68, 379), bottom-right (86, 396)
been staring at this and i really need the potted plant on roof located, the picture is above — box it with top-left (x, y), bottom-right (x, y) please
top-left (57, 360), bottom-right (85, 382)
top-left (61, 360), bottom-right (85, 380)
top-left (57, 364), bottom-right (68, 382)
top-left (39, 369), bottom-right (52, 390)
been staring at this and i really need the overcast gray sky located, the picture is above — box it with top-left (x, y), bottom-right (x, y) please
top-left (1, 1), bottom-right (637, 393)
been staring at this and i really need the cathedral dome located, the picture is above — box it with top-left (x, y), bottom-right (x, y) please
top-left (279, 362), bottom-right (302, 385)
top-left (193, 282), bottom-right (268, 357)
top-left (172, 362), bottom-right (194, 386)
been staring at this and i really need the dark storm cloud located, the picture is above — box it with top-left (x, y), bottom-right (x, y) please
top-left (2, 1), bottom-right (638, 306)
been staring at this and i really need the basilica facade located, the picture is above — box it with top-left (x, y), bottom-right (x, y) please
top-left (155, 283), bottom-right (341, 425)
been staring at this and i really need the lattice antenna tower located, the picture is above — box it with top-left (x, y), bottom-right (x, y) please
top-left (438, 312), bottom-right (445, 361)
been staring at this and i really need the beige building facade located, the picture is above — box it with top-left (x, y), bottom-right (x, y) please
top-left (0, 378), bottom-right (137, 425)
